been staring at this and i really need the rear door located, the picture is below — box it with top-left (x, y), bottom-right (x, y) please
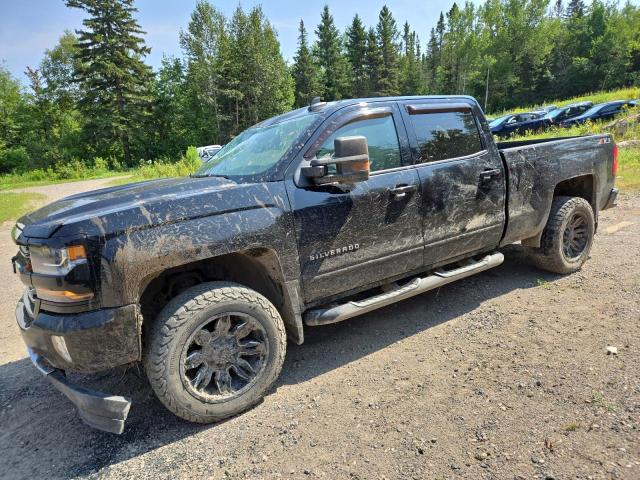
top-left (287, 102), bottom-right (424, 303)
top-left (399, 100), bottom-right (506, 266)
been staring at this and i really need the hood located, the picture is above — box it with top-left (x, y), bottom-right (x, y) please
top-left (18, 176), bottom-right (275, 239)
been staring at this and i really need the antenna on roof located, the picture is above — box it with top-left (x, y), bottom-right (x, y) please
top-left (309, 96), bottom-right (327, 112)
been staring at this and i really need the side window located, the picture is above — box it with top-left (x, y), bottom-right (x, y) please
top-left (409, 110), bottom-right (483, 163)
top-left (316, 115), bottom-right (402, 172)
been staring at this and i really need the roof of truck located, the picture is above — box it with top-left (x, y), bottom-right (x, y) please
top-left (317, 95), bottom-right (479, 111)
top-left (256, 95), bottom-right (481, 129)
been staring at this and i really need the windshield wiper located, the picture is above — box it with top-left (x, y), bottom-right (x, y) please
top-left (191, 173), bottom-right (231, 180)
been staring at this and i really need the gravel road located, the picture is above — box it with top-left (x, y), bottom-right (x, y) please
top-left (0, 182), bottom-right (638, 480)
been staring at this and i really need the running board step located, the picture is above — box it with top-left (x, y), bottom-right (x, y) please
top-left (303, 252), bottom-right (504, 326)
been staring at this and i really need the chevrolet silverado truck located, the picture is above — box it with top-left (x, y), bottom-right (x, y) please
top-left (12, 96), bottom-right (618, 434)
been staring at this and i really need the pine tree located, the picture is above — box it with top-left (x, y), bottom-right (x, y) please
top-left (399, 23), bottom-right (422, 95)
top-left (314, 5), bottom-right (349, 100)
top-left (345, 14), bottom-right (368, 98)
top-left (66, 0), bottom-right (152, 166)
top-left (566, 0), bottom-right (586, 18)
top-left (292, 20), bottom-right (321, 107)
top-left (365, 27), bottom-right (382, 96)
top-left (436, 12), bottom-right (446, 54)
top-left (376, 6), bottom-right (400, 96)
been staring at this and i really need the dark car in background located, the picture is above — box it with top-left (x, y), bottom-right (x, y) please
top-left (489, 111), bottom-right (550, 137)
top-left (545, 101), bottom-right (593, 125)
top-left (560, 100), bottom-right (636, 127)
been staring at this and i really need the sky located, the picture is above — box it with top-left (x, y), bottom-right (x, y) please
top-left (0, 0), bottom-right (477, 83)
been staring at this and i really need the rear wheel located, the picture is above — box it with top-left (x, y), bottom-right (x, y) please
top-left (145, 282), bottom-right (286, 423)
top-left (530, 196), bottom-right (595, 274)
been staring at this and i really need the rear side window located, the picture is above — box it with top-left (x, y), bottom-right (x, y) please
top-left (316, 115), bottom-right (402, 172)
top-left (409, 110), bottom-right (483, 163)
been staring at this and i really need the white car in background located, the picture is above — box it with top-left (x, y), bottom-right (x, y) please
top-left (197, 144), bottom-right (223, 162)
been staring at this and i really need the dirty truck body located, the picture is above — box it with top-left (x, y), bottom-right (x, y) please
top-left (12, 96), bottom-right (618, 433)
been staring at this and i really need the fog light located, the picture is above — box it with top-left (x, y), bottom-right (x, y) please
top-left (51, 335), bottom-right (72, 363)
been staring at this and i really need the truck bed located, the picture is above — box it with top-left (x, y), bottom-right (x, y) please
top-left (497, 134), bottom-right (616, 246)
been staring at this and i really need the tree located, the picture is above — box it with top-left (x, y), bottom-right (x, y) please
top-left (399, 22), bottom-right (422, 94)
top-left (314, 5), bottom-right (350, 100)
top-left (566, 0), bottom-right (586, 18)
top-left (66, 0), bottom-right (152, 165)
top-left (292, 20), bottom-right (321, 107)
top-left (365, 27), bottom-right (382, 96)
top-left (375, 6), bottom-right (400, 96)
top-left (39, 31), bottom-right (82, 108)
top-left (180, 2), bottom-right (292, 140)
top-left (345, 14), bottom-right (368, 97)
top-left (0, 65), bottom-right (29, 172)
top-left (148, 56), bottom-right (192, 159)
top-left (227, 5), bottom-right (293, 130)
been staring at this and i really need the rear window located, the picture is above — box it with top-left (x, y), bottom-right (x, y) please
top-left (409, 110), bottom-right (483, 163)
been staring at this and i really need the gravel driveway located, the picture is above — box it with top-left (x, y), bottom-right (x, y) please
top-left (0, 182), bottom-right (638, 480)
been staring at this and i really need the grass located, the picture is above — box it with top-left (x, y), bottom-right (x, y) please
top-left (564, 422), bottom-right (581, 432)
top-left (535, 278), bottom-right (552, 289)
top-left (617, 146), bottom-right (640, 191)
top-left (489, 86), bottom-right (640, 116)
top-left (105, 152), bottom-right (202, 187)
top-left (591, 390), bottom-right (616, 412)
top-left (0, 170), bottom-right (126, 191)
top-left (0, 192), bottom-right (46, 223)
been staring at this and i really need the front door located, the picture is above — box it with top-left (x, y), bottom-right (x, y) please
top-left (399, 100), bottom-right (506, 266)
top-left (287, 103), bottom-right (423, 304)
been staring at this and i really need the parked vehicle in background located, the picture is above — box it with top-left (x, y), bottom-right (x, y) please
top-left (559, 100), bottom-right (636, 127)
top-left (12, 95), bottom-right (618, 434)
top-left (489, 111), bottom-right (551, 137)
top-left (545, 102), bottom-right (593, 125)
top-left (541, 105), bottom-right (558, 112)
top-left (197, 145), bottom-right (223, 162)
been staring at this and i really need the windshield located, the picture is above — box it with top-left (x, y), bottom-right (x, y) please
top-left (195, 114), bottom-right (318, 178)
top-left (546, 108), bottom-right (565, 119)
top-left (579, 104), bottom-right (607, 117)
top-left (489, 115), bottom-right (511, 128)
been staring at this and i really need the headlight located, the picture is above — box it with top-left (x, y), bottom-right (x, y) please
top-left (29, 244), bottom-right (94, 303)
top-left (29, 244), bottom-right (88, 276)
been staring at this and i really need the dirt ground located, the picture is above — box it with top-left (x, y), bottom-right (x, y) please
top-left (0, 180), bottom-right (638, 480)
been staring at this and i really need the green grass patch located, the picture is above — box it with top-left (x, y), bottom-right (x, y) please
top-left (617, 146), bottom-right (640, 191)
top-left (0, 192), bottom-right (46, 223)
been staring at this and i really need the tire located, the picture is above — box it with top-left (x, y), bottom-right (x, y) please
top-left (144, 281), bottom-right (286, 424)
top-left (529, 196), bottom-right (595, 274)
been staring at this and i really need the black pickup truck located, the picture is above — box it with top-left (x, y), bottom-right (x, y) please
top-left (12, 96), bottom-right (618, 433)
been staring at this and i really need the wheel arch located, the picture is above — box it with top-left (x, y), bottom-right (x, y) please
top-left (138, 248), bottom-right (304, 345)
top-left (522, 174), bottom-right (596, 248)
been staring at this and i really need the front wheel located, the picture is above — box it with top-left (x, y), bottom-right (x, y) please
top-left (530, 196), bottom-right (595, 274)
top-left (144, 282), bottom-right (287, 423)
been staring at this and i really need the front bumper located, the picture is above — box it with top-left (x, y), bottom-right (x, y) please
top-left (16, 289), bottom-right (141, 372)
top-left (16, 290), bottom-right (141, 433)
top-left (603, 188), bottom-right (618, 210)
top-left (27, 348), bottom-right (131, 434)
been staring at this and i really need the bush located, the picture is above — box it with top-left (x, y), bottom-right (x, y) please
top-left (0, 146), bottom-right (30, 173)
top-left (93, 157), bottom-right (109, 173)
top-left (54, 159), bottom-right (90, 179)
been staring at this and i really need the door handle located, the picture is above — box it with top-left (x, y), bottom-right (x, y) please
top-left (479, 169), bottom-right (501, 182)
top-left (389, 184), bottom-right (417, 198)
